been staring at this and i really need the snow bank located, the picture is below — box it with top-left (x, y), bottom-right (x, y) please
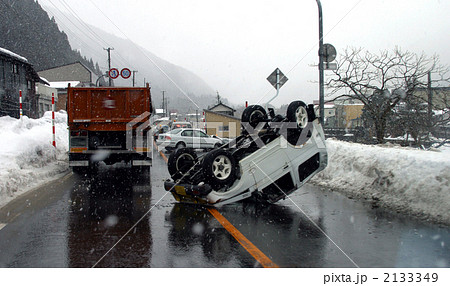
top-left (0, 112), bottom-right (69, 207)
top-left (311, 139), bottom-right (450, 224)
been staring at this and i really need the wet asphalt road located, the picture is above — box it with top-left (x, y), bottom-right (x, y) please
top-left (0, 152), bottom-right (449, 267)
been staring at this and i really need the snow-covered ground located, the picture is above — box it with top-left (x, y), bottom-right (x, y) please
top-left (311, 139), bottom-right (450, 225)
top-left (0, 111), bottom-right (69, 208)
top-left (0, 113), bottom-right (449, 225)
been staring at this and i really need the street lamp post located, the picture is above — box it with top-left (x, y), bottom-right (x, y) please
top-left (316, 0), bottom-right (325, 125)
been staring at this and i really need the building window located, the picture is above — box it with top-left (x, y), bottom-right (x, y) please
top-left (218, 125), bottom-right (229, 132)
top-left (0, 59), bottom-right (4, 88)
top-left (12, 63), bottom-right (19, 74)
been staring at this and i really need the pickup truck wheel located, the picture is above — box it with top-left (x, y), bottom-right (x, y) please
top-left (203, 149), bottom-right (237, 189)
top-left (286, 101), bottom-right (311, 145)
top-left (241, 105), bottom-right (267, 129)
top-left (168, 148), bottom-right (198, 180)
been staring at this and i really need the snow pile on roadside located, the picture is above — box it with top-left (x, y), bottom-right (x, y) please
top-left (311, 139), bottom-right (450, 224)
top-left (0, 112), bottom-right (69, 207)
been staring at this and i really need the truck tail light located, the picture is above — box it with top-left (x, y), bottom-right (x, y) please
top-left (71, 130), bottom-right (88, 137)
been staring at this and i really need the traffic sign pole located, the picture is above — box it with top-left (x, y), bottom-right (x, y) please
top-left (317, 0), bottom-right (325, 125)
top-left (266, 68), bottom-right (288, 111)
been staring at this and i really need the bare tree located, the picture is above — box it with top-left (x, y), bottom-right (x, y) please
top-left (326, 47), bottom-right (448, 144)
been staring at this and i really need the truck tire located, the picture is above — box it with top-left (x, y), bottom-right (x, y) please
top-left (203, 149), bottom-right (237, 189)
top-left (168, 148), bottom-right (198, 180)
top-left (72, 166), bottom-right (86, 175)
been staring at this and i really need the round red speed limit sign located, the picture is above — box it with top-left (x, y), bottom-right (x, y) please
top-left (108, 68), bottom-right (119, 79)
top-left (121, 68), bottom-right (131, 79)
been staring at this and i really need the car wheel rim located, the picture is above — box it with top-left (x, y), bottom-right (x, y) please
top-left (295, 106), bottom-right (308, 128)
top-left (212, 155), bottom-right (232, 180)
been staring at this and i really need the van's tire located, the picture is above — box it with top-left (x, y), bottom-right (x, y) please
top-left (286, 101), bottom-right (308, 128)
top-left (168, 148), bottom-right (198, 180)
top-left (203, 149), bottom-right (237, 189)
top-left (286, 101), bottom-right (311, 145)
top-left (241, 105), bottom-right (267, 129)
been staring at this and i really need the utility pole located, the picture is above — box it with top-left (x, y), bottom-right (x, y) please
top-left (162, 90), bottom-right (166, 117)
top-left (104, 47), bottom-right (114, 86)
top-left (132, 70), bottom-right (138, 87)
top-left (316, 0), bottom-right (325, 124)
top-left (216, 91), bottom-right (221, 104)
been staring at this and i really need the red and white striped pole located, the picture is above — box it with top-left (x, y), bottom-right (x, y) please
top-left (52, 93), bottom-right (56, 148)
top-left (19, 90), bottom-right (23, 119)
top-left (203, 111), bottom-right (206, 132)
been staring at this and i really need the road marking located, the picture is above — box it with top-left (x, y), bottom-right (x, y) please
top-left (157, 148), bottom-right (278, 268)
top-left (159, 151), bottom-right (168, 163)
top-left (0, 223), bottom-right (6, 231)
top-left (208, 208), bottom-right (279, 268)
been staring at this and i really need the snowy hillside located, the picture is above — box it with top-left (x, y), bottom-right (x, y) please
top-left (311, 139), bottom-right (450, 225)
top-left (0, 112), bottom-right (69, 208)
top-left (0, 114), bottom-right (449, 225)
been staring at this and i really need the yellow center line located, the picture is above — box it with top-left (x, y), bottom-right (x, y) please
top-left (156, 149), bottom-right (278, 268)
top-left (208, 208), bottom-right (279, 268)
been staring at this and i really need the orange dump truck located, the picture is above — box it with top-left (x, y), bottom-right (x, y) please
top-left (67, 84), bottom-right (153, 173)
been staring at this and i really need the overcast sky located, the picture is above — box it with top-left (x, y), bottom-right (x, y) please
top-left (39, 0), bottom-right (450, 107)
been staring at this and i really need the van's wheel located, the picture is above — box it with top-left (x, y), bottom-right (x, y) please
top-left (203, 149), bottom-right (237, 189)
top-left (287, 101), bottom-right (308, 128)
top-left (241, 105), bottom-right (267, 129)
top-left (286, 101), bottom-right (310, 145)
top-left (168, 148), bottom-right (198, 180)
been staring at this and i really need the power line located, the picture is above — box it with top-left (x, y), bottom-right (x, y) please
top-left (87, 0), bottom-right (200, 107)
top-left (43, 0), bottom-right (131, 73)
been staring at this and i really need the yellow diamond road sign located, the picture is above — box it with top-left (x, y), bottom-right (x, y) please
top-left (267, 68), bottom-right (288, 89)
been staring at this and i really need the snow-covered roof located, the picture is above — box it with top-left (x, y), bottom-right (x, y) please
top-left (49, 81), bottom-right (81, 89)
top-left (0, 47), bottom-right (28, 63)
top-left (40, 77), bottom-right (50, 86)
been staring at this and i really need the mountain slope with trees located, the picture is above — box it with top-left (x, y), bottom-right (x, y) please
top-left (0, 0), bottom-right (101, 74)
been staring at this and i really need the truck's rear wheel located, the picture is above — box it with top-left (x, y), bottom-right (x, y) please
top-left (72, 166), bottom-right (86, 175)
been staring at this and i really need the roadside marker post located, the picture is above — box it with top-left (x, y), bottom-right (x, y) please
top-left (52, 93), bottom-right (56, 148)
top-left (19, 90), bottom-right (23, 119)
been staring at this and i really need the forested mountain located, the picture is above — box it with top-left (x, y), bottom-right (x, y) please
top-left (0, 0), bottom-right (101, 74)
top-left (42, 4), bottom-right (220, 112)
top-left (1, 0), bottom-right (223, 112)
